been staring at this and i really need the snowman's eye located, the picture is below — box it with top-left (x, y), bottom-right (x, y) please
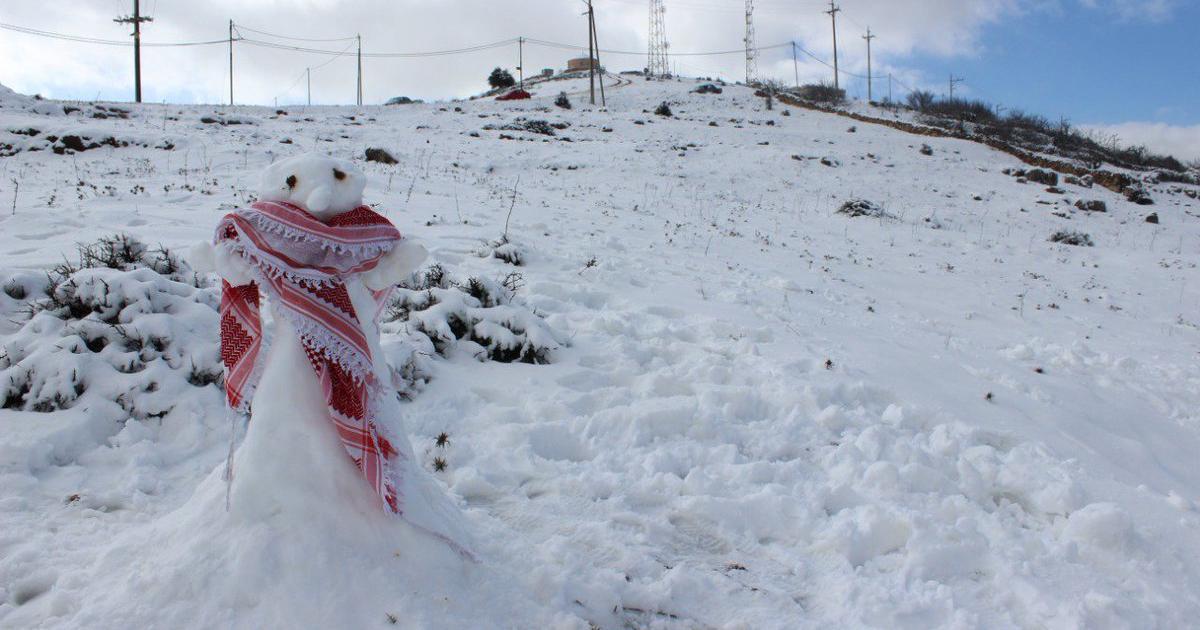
top-left (286, 175), bottom-right (298, 189)
top-left (332, 168), bottom-right (346, 181)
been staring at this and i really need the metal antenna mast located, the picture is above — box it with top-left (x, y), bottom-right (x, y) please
top-left (744, 0), bottom-right (757, 84)
top-left (647, 0), bottom-right (669, 77)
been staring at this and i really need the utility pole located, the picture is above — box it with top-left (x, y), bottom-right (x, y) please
top-left (590, 10), bottom-right (606, 106)
top-left (825, 1), bottom-right (840, 90)
top-left (518, 37), bottom-right (525, 90)
top-left (114, 0), bottom-right (153, 103)
top-left (862, 28), bottom-right (875, 102)
top-left (228, 20), bottom-right (234, 105)
top-left (744, 0), bottom-right (757, 85)
top-left (307, 67), bottom-right (311, 106)
top-left (586, 0), bottom-right (596, 105)
top-left (888, 73), bottom-right (893, 102)
top-left (949, 74), bottom-right (964, 100)
top-left (356, 34), bottom-right (363, 106)
top-left (792, 42), bottom-right (800, 88)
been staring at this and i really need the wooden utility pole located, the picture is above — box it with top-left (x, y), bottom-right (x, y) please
top-left (228, 20), bottom-right (234, 105)
top-left (863, 28), bottom-right (875, 102)
top-left (586, 0), bottom-right (596, 105)
top-left (825, 1), bottom-right (840, 90)
top-left (949, 74), bottom-right (964, 99)
top-left (518, 37), bottom-right (525, 90)
top-left (590, 6), bottom-right (606, 106)
top-left (356, 35), bottom-right (363, 106)
top-left (792, 41), bottom-right (799, 88)
top-left (114, 0), bottom-right (153, 103)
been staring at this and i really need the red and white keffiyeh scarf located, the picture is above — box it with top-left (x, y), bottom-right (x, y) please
top-left (216, 199), bottom-right (403, 514)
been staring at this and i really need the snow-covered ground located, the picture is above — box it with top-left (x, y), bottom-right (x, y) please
top-left (1, 75), bottom-right (1199, 629)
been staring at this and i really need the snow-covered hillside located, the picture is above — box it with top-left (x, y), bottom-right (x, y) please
top-left (1, 76), bottom-right (1198, 628)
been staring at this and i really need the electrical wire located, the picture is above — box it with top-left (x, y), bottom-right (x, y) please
top-left (233, 23), bottom-right (357, 43)
top-left (0, 22), bottom-right (227, 47)
top-left (236, 36), bottom-right (519, 58)
top-left (526, 37), bottom-right (792, 57)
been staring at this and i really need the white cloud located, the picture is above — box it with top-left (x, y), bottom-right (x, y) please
top-left (1082, 122), bottom-right (1200, 162)
top-left (0, 0), bottom-right (1182, 105)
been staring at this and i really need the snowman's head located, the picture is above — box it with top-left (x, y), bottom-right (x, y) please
top-left (258, 153), bottom-right (367, 221)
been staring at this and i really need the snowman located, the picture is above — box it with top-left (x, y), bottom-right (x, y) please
top-left (190, 153), bottom-right (470, 555)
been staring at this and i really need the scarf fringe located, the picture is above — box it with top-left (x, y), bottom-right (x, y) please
top-left (236, 205), bottom-right (396, 259)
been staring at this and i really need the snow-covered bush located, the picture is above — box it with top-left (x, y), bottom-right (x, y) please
top-left (654, 102), bottom-right (673, 117)
top-left (1049, 230), bottom-right (1094, 247)
top-left (383, 264), bottom-right (563, 365)
top-left (477, 235), bottom-right (526, 266)
top-left (0, 235), bottom-right (220, 418)
top-left (796, 83), bottom-right (845, 105)
top-left (837, 199), bottom-right (891, 219)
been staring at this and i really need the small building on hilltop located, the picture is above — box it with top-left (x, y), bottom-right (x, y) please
top-left (566, 57), bottom-right (603, 73)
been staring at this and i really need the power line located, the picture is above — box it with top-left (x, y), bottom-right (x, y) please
top-left (0, 21), bottom-right (225, 47)
top-left (233, 23), bottom-right (357, 42)
top-left (526, 37), bottom-right (791, 57)
top-left (236, 37), bottom-right (519, 58)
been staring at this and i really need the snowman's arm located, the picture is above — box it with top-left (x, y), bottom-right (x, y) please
top-left (187, 242), bottom-right (256, 287)
top-left (361, 240), bottom-right (428, 290)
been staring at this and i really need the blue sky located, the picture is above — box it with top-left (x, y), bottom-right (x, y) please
top-left (908, 2), bottom-right (1198, 126)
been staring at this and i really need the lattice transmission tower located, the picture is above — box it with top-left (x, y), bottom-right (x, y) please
top-left (648, 0), bottom-right (670, 77)
top-left (744, 0), bottom-right (758, 84)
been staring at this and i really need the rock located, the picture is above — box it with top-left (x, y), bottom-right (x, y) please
top-left (1124, 187), bottom-right (1154, 205)
top-left (59, 135), bottom-right (88, 152)
top-left (364, 147), bottom-right (398, 165)
top-left (1145, 212), bottom-right (1159, 224)
top-left (1046, 187), bottom-right (1065, 195)
top-left (692, 83), bottom-right (723, 94)
top-left (1074, 200), bottom-right (1107, 213)
top-left (1025, 169), bottom-right (1058, 186)
top-left (919, 144), bottom-right (933, 156)
top-left (1065, 174), bottom-right (1093, 188)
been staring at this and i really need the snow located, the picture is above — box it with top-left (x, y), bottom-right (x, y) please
top-left (258, 152), bottom-right (367, 218)
top-left (1, 77), bottom-right (1199, 628)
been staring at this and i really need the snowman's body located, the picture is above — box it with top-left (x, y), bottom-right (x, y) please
top-left (192, 154), bottom-right (465, 545)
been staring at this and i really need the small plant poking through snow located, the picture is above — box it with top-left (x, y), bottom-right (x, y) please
top-left (1049, 230), bottom-right (1094, 247)
top-left (554, 92), bottom-right (572, 110)
top-left (383, 264), bottom-right (563, 365)
top-left (836, 199), bottom-right (892, 219)
top-left (479, 235), bottom-right (525, 266)
top-left (655, 102), bottom-right (673, 117)
top-left (0, 235), bottom-right (220, 417)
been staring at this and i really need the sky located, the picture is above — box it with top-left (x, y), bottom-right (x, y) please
top-left (1, 0), bottom-right (1197, 161)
